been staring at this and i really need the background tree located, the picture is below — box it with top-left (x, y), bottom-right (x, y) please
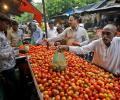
top-left (15, 0), bottom-right (99, 23)
top-left (15, 2), bottom-right (43, 23)
top-left (46, 0), bottom-right (99, 18)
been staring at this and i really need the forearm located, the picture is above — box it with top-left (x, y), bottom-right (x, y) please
top-left (48, 32), bottom-right (65, 42)
top-left (80, 40), bottom-right (89, 46)
top-left (69, 46), bottom-right (85, 54)
top-left (48, 36), bottom-right (62, 43)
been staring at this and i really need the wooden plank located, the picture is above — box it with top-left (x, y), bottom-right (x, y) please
top-left (27, 58), bottom-right (43, 100)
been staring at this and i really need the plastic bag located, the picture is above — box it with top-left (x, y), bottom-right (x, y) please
top-left (31, 38), bottom-right (36, 45)
top-left (16, 41), bottom-right (23, 47)
top-left (51, 49), bottom-right (67, 71)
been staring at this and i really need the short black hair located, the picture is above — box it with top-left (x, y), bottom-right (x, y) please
top-left (71, 14), bottom-right (79, 20)
top-left (70, 14), bottom-right (80, 23)
top-left (0, 13), bottom-right (11, 23)
top-left (48, 20), bottom-right (54, 24)
top-left (11, 20), bottom-right (18, 26)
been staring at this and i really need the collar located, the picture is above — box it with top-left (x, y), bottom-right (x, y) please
top-left (101, 38), bottom-right (113, 48)
top-left (70, 25), bottom-right (79, 31)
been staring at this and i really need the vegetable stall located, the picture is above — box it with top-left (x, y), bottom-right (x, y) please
top-left (18, 45), bottom-right (120, 100)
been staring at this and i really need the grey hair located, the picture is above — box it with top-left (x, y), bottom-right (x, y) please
top-left (103, 24), bottom-right (117, 34)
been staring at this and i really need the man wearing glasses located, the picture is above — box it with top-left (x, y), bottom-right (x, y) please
top-left (58, 24), bottom-right (120, 76)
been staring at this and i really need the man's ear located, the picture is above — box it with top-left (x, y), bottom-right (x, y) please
top-left (114, 32), bottom-right (117, 36)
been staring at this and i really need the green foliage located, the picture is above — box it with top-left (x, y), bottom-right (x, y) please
top-left (15, 3), bottom-right (42, 24)
top-left (15, 0), bottom-right (99, 23)
top-left (46, 0), bottom-right (99, 18)
top-left (15, 13), bottom-right (33, 24)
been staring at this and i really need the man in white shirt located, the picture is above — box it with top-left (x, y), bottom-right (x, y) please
top-left (47, 21), bottom-right (58, 39)
top-left (46, 15), bottom-right (89, 46)
top-left (58, 24), bottom-right (120, 76)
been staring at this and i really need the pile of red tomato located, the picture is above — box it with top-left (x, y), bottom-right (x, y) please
top-left (20, 45), bottom-right (120, 100)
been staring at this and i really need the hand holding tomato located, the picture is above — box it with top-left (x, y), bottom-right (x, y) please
top-left (72, 41), bottom-right (80, 46)
top-left (57, 45), bottom-right (69, 51)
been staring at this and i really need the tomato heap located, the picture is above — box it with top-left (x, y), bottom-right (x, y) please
top-left (26, 45), bottom-right (120, 100)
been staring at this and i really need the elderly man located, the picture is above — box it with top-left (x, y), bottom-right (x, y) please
top-left (46, 14), bottom-right (89, 46)
top-left (59, 24), bottom-right (120, 76)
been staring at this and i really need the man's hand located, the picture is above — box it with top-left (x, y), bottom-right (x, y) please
top-left (57, 45), bottom-right (69, 51)
top-left (115, 73), bottom-right (120, 77)
top-left (42, 38), bottom-right (48, 43)
top-left (72, 41), bottom-right (80, 46)
top-left (41, 38), bottom-right (49, 45)
top-left (54, 42), bottom-right (61, 46)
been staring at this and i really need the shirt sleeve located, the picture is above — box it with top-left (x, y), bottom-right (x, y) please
top-left (79, 29), bottom-right (89, 46)
top-left (48, 28), bottom-right (67, 42)
top-left (0, 34), bottom-right (14, 59)
top-left (7, 30), bottom-right (12, 44)
top-left (69, 40), bottom-right (97, 54)
top-left (36, 27), bottom-right (43, 44)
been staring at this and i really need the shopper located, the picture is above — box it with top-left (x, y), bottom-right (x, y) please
top-left (45, 14), bottom-right (89, 46)
top-left (0, 13), bottom-right (18, 100)
top-left (47, 20), bottom-right (58, 39)
top-left (58, 24), bottom-right (120, 76)
top-left (29, 22), bottom-right (43, 45)
top-left (7, 20), bottom-right (21, 47)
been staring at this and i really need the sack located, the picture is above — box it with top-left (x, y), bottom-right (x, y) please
top-left (51, 49), bottom-right (67, 71)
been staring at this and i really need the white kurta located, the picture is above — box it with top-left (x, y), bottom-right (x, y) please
top-left (69, 37), bottom-right (120, 75)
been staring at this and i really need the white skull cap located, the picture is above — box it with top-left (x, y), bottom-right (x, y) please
top-left (103, 24), bottom-right (117, 34)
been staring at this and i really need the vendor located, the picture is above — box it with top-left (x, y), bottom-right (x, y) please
top-left (0, 13), bottom-right (17, 100)
top-left (45, 14), bottom-right (89, 46)
top-left (58, 24), bottom-right (120, 76)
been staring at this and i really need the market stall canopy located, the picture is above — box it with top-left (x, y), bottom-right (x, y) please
top-left (83, 0), bottom-right (107, 14)
top-left (74, 3), bottom-right (95, 14)
top-left (84, 0), bottom-right (120, 14)
top-left (0, 0), bottom-right (42, 23)
top-left (51, 0), bottom-right (107, 19)
top-left (85, 3), bottom-right (120, 14)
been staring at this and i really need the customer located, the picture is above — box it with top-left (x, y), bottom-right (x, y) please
top-left (58, 24), bottom-right (120, 76)
top-left (29, 22), bottom-right (43, 45)
top-left (45, 14), bottom-right (89, 46)
top-left (0, 13), bottom-right (17, 100)
top-left (47, 20), bottom-right (58, 39)
top-left (7, 20), bottom-right (22, 47)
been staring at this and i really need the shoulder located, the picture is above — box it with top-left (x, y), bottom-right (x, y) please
top-left (113, 37), bottom-right (120, 40)
top-left (64, 27), bottom-right (71, 31)
top-left (78, 26), bottom-right (87, 33)
top-left (113, 37), bottom-right (120, 43)
top-left (0, 32), bottom-right (5, 39)
top-left (62, 27), bottom-right (71, 34)
top-left (90, 38), bottom-right (102, 45)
